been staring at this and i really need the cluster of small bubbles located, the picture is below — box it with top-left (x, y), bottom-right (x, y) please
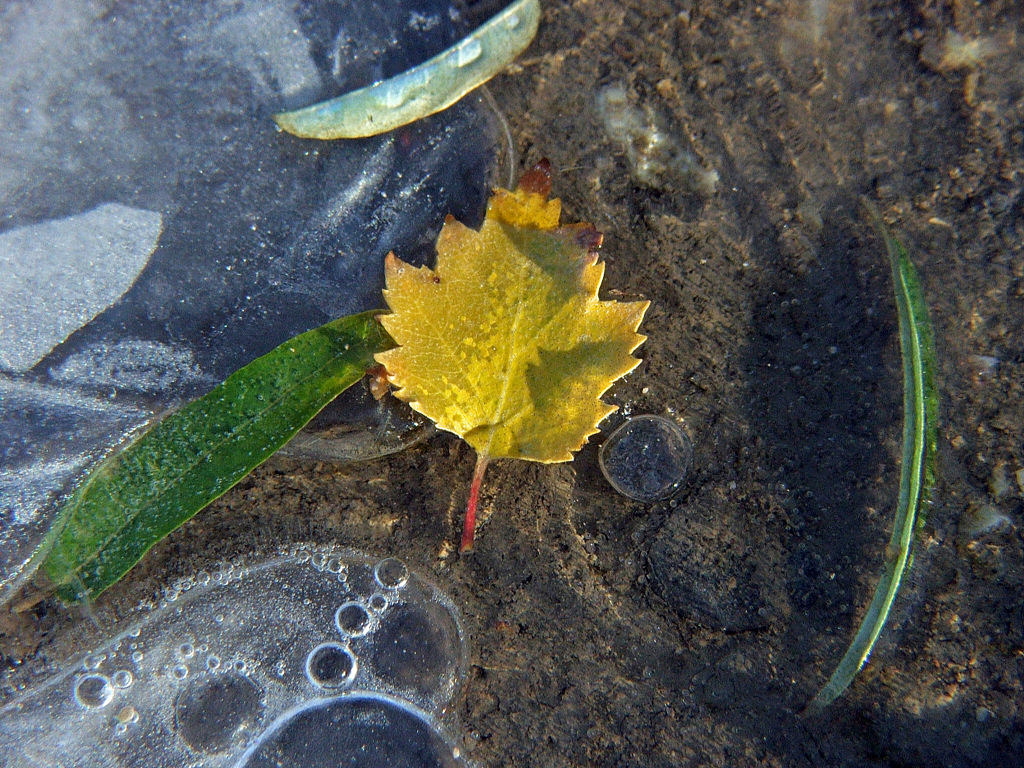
top-left (195, 571), bottom-right (211, 586)
top-left (374, 558), bottom-right (409, 590)
top-left (335, 602), bottom-right (372, 637)
top-left (138, 597), bottom-right (158, 612)
top-left (113, 705), bottom-right (140, 737)
top-left (74, 674), bottom-right (114, 709)
top-left (27, 549), bottom-right (469, 764)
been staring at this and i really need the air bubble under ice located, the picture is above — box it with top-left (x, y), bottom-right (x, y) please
top-left (0, 0), bottom-right (503, 599)
top-left (0, 546), bottom-right (468, 767)
top-left (599, 415), bottom-right (694, 501)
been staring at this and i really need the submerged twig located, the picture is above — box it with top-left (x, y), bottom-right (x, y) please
top-left (805, 201), bottom-right (938, 713)
top-left (461, 453), bottom-right (491, 553)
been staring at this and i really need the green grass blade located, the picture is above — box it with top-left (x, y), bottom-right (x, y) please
top-left (32, 311), bottom-right (393, 602)
top-left (806, 203), bottom-right (938, 712)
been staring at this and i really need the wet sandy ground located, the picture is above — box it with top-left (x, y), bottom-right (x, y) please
top-left (5, 1), bottom-right (1024, 766)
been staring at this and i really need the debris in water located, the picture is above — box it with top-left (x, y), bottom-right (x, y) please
top-left (596, 84), bottom-right (718, 195)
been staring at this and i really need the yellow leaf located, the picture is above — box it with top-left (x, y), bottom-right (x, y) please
top-left (375, 161), bottom-right (649, 550)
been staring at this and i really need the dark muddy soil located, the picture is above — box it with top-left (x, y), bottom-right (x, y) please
top-left (5, 1), bottom-right (1024, 766)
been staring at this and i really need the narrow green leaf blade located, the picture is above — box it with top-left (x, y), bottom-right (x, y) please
top-left (35, 311), bottom-right (393, 602)
top-left (806, 203), bottom-right (938, 712)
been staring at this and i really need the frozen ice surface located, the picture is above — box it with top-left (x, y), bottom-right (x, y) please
top-left (208, 1), bottom-right (322, 103)
top-left (0, 204), bottom-right (162, 373)
top-left (599, 415), bottom-right (694, 501)
top-left (0, 377), bottom-right (151, 594)
top-left (239, 694), bottom-right (463, 768)
top-left (0, 546), bottom-right (468, 767)
top-left (0, 0), bottom-right (502, 595)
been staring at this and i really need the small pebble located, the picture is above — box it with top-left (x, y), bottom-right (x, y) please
top-left (960, 503), bottom-right (1012, 539)
top-left (989, 463), bottom-right (1010, 499)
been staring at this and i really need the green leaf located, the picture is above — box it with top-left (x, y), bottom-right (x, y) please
top-left (806, 202), bottom-right (938, 712)
top-left (33, 311), bottom-right (393, 602)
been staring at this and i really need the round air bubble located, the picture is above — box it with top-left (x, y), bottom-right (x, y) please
top-left (238, 693), bottom-right (462, 768)
top-left (374, 557), bottom-right (410, 589)
top-left (335, 601), bottom-right (373, 636)
top-left (74, 674), bottom-right (114, 709)
top-left (305, 643), bottom-right (357, 690)
top-left (599, 415), bottom-right (694, 501)
top-left (0, 546), bottom-right (467, 766)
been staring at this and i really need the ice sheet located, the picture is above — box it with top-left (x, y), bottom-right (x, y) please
top-left (0, 204), bottom-right (162, 373)
top-left (0, 0), bottom-right (502, 597)
top-left (0, 547), bottom-right (468, 767)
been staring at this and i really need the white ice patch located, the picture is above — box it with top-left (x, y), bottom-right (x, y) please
top-left (0, 203), bottom-right (162, 373)
top-left (50, 339), bottom-right (203, 395)
top-left (210, 0), bottom-right (322, 102)
top-left (0, 0), bottom-right (101, 201)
